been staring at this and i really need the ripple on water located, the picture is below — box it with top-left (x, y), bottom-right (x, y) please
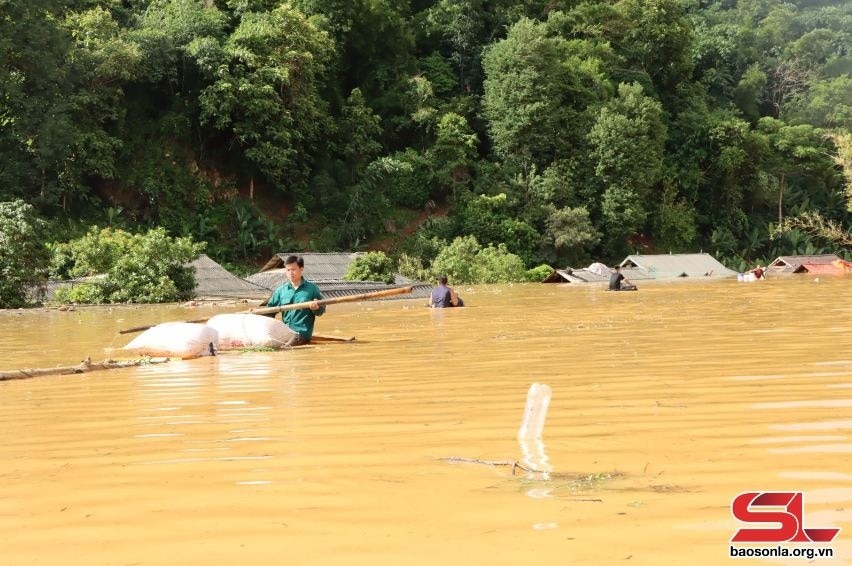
top-left (772, 419), bottom-right (852, 431)
top-left (752, 399), bottom-right (852, 410)
top-left (778, 471), bottom-right (852, 481)
top-left (767, 443), bottom-right (852, 454)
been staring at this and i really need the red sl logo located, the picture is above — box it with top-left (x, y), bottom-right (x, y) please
top-left (731, 492), bottom-right (840, 543)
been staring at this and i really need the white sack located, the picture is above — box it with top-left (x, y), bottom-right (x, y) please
top-left (123, 322), bottom-right (218, 359)
top-left (205, 313), bottom-right (292, 350)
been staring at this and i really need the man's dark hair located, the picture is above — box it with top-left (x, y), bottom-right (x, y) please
top-left (614, 265), bottom-right (621, 271)
top-left (285, 255), bottom-right (304, 268)
top-left (438, 275), bottom-right (448, 285)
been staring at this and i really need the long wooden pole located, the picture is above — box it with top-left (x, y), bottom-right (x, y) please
top-left (248, 286), bottom-right (413, 316)
top-left (118, 286), bottom-right (414, 335)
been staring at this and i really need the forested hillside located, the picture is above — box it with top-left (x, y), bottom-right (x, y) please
top-left (2, 0), bottom-right (850, 270)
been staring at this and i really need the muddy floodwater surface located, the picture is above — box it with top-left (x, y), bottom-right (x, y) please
top-left (1, 277), bottom-right (851, 565)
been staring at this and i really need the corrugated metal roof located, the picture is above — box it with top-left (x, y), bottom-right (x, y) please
top-left (250, 278), bottom-right (430, 301)
top-left (542, 267), bottom-right (651, 283)
top-left (191, 254), bottom-right (269, 299)
top-left (768, 254), bottom-right (840, 272)
top-left (258, 252), bottom-right (362, 280)
top-left (246, 269), bottom-right (291, 290)
top-left (318, 283), bottom-right (432, 301)
top-left (39, 277), bottom-right (94, 302)
top-left (246, 267), bottom-right (432, 302)
top-left (620, 253), bottom-right (736, 278)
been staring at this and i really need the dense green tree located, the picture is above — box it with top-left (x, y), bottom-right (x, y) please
top-left (785, 76), bottom-right (852, 129)
top-left (429, 112), bottom-right (478, 197)
top-left (588, 82), bottom-right (666, 242)
top-left (198, 5), bottom-right (334, 193)
top-left (1, 0), bottom-right (850, 274)
top-left (542, 205), bottom-right (600, 265)
top-left (756, 118), bottom-right (838, 223)
top-left (0, 0), bottom-right (73, 203)
top-left (0, 200), bottom-right (51, 307)
top-left (612, 0), bottom-right (694, 90)
top-left (481, 18), bottom-right (574, 169)
top-left (338, 88), bottom-right (384, 182)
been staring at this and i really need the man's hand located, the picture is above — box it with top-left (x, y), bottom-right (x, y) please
top-left (309, 300), bottom-right (320, 310)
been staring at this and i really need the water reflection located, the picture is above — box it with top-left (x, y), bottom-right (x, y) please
top-left (1, 277), bottom-right (852, 565)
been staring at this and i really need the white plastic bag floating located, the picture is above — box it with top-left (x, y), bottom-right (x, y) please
top-left (205, 313), bottom-right (292, 350)
top-left (123, 322), bottom-right (218, 359)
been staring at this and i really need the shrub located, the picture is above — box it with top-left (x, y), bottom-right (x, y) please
top-left (397, 253), bottom-right (429, 282)
top-left (430, 235), bottom-right (481, 284)
top-left (470, 243), bottom-right (527, 283)
top-left (50, 227), bottom-right (204, 303)
top-left (343, 251), bottom-right (396, 284)
top-left (0, 200), bottom-right (50, 308)
top-left (429, 236), bottom-right (529, 284)
top-left (525, 264), bottom-right (554, 282)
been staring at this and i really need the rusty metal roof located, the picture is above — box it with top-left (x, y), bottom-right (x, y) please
top-left (792, 262), bottom-right (846, 274)
top-left (768, 254), bottom-right (841, 272)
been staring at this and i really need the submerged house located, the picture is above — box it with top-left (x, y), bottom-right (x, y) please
top-left (39, 254), bottom-right (270, 302)
top-left (190, 254), bottom-right (270, 299)
top-left (543, 253), bottom-right (736, 284)
top-left (542, 264), bottom-right (650, 284)
top-left (619, 253), bottom-right (737, 278)
top-left (766, 254), bottom-right (845, 274)
top-left (246, 252), bottom-right (432, 301)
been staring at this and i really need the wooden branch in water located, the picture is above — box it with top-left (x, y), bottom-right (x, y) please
top-left (439, 456), bottom-right (542, 476)
top-left (0, 357), bottom-right (169, 381)
top-left (440, 457), bottom-right (624, 483)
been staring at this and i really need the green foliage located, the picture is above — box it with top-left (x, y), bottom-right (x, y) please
top-left (429, 235), bottom-right (528, 284)
top-left (399, 216), bottom-right (455, 266)
top-left (396, 253), bottom-right (429, 282)
top-left (470, 243), bottom-right (527, 282)
top-left (481, 18), bottom-right (575, 168)
top-left (343, 251), bottom-right (396, 284)
top-left (542, 205), bottom-right (600, 264)
top-left (339, 156), bottom-right (412, 248)
top-left (654, 183), bottom-right (698, 252)
top-left (2, 0), bottom-right (851, 270)
top-left (525, 264), bottom-right (554, 282)
top-left (0, 200), bottom-right (51, 308)
top-left (384, 149), bottom-right (433, 208)
top-left (612, 0), bottom-right (694, 89)
top-left (786, 76), bottom-right (852, 129)
top-left (429, 112), bottom-right (478, 197)
top-left (338, 88), bottom-right (383, 181)
top-left (430, 235), bottom-right (481, 284)
top-left (50, 226), bottom-right (204, 303)
top-left (198, 5), bottom-right (334, 192)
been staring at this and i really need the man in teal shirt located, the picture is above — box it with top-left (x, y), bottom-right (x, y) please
top-left (265, 255), bottom-right (325, 346)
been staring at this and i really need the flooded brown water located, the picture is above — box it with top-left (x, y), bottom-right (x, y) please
top-left (2, 277), bottom-right (852, 565)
